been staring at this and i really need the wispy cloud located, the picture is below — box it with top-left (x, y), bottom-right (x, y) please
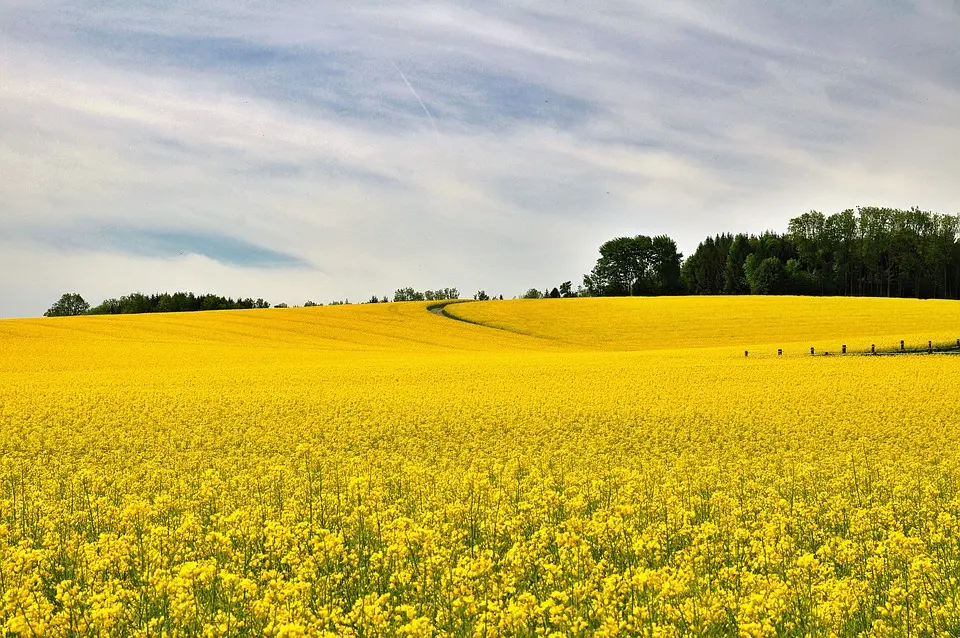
top-left (2, 0), bottom-right (960, 316)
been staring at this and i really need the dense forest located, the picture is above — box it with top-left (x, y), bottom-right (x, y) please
top-left (582, 207), bottom-right (960, 300)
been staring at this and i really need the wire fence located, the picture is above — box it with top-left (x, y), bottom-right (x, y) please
top-left (743, 338), bottom-right (960, 359)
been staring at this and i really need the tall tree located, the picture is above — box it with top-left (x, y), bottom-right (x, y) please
top-left (585, 236), bottom-right (648, 296)
top-left (44, 293), bottom-right (89, 317)
top-left (585, 235), bottom-right (682, 296)
top-left (650, 235), bottom-right (684, 294)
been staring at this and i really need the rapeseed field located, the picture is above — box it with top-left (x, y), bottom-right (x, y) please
top-left (1, 297), bottom-right (959, 636)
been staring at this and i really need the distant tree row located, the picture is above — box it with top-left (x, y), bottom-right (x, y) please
top-left (520, 282), bottom-right (578, 299)
top-left (680, 207), bottom-right (960, 298)
top-left (579, 207), bottom-right (960, 299)
top-left (44, 292), bottom-right (274, 317)
top-left (43, 287), bottom-right (468, 317)
top-left (393, 287), bottom-right (460, 302)
top-left (86, 292), bottom-right (272, 315)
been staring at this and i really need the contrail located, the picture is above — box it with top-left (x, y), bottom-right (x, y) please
top-left (394, 62), bottom-right (439, 134)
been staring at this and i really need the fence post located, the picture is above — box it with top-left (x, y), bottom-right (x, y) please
top-left (871, 344), bottom-right (875, 354)
top-left (901, 340), bottom-right (905, 352)
top-left (778, 349), bottom-right (782, 356)
top-left (810, 347), bottom-right (815, 356)
top-left (745, 351), bottom-right (748, 358)
top-left (929, 340), bottom-right (933, 353)
top-left (842, 344), bottom-right (846, 355)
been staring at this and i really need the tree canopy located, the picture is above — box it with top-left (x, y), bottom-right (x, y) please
top-left (44, 293), bottom-right (90, 317)
top-left (583, 235), bottom-right (683, 296)
top-left (673, 207), bottom-right (960, 299)
top-left (393, 287), bottom-right (459, 302)
top-left (85, 292), bottom-right (272, 315)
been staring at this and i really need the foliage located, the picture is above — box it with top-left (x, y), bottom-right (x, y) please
top-left (43, 293), bottom-right (90, 317)
top-left (85, 291), bottom-right (271, 314)
top-left (393, 287), bottom-right (459, 302)
top-left (521, 288), bottom-right (544, 299)
top-left (724, 233), bottom-right (753, 294)
top-left (583, 235), bottom-right (683, 297)
top-left (680, 207), bottom-right (960, 299)
top-left (745, 255), bottom-right (787, 295)
top-left (681, 233), bottom-right (732, 294)
top-left (6, 299), bottom-right (960, 634)
top-left (785, 206), bottom-right (960, 298)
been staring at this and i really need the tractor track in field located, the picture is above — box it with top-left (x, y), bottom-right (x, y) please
top-left (426, 300), bottom-right (484, 326)
top-left (427, 300), bottom-right (533, 334)
top-left (426, 300), bottom-right (572, 345)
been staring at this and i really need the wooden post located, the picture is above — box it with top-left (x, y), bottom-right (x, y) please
top-left (871, 344), bottom-right (875, 354)
top-left (778, 349), bottom-right (782, 356)
top-left (900, 340), bottom-right (905, 352)
top-left (842, 344), bottom-right (846, 354)
top-left (745, 351), bottom-right (748, 358)
top-left (810, 347), bottom-right (815, 356)
top-left (929, 340), bottom-right (933, 353)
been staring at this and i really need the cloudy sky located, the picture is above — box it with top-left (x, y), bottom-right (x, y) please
top-left (2, 1), bottom-right (959, 316)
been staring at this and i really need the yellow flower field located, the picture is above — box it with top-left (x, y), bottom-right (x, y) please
top-left (1, 297), bottom-right (959, 636)
top-left (445, 296), bottom-right (960, 354)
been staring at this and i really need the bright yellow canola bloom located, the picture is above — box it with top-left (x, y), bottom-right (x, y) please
top-left (447, 296), bottom-right (960, 353)
top-left (0, 298), bottom-right (959, 636)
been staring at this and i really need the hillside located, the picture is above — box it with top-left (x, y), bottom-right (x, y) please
top-left (7, 296), bottom-right (960, 360)
top-left (2, 297), bottom-right (960, 634)
top-left (445, 296), bottom-right (960, 353)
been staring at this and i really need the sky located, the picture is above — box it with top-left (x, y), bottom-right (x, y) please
top-left (2, 1), bottom-right (960, 317)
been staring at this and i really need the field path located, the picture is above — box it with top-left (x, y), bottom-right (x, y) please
top-left (426, 299), bottom-right (480, 323)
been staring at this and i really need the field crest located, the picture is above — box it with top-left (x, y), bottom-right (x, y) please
top-left (446, 296), bottom-right (960, 353)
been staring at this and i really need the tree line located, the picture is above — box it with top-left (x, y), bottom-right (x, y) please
top-left (678, 207), bottom-right (960, 298)
top-left (44, 292), bottom-right (276, 316)
top-left (563, 206), bottom-right (960, 300)
top-left (43, 287), bottom-right (467, 317)
top-left (392, 287), bottom-right (460, 302)
top-left (41, 206), bottom-right (960, 317)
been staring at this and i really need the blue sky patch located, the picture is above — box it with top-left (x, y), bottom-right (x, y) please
top-left (97, 227), bottom-right (312, 269)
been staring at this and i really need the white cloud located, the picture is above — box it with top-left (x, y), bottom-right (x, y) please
top-left (2, 0), bottom-right (960, 316)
